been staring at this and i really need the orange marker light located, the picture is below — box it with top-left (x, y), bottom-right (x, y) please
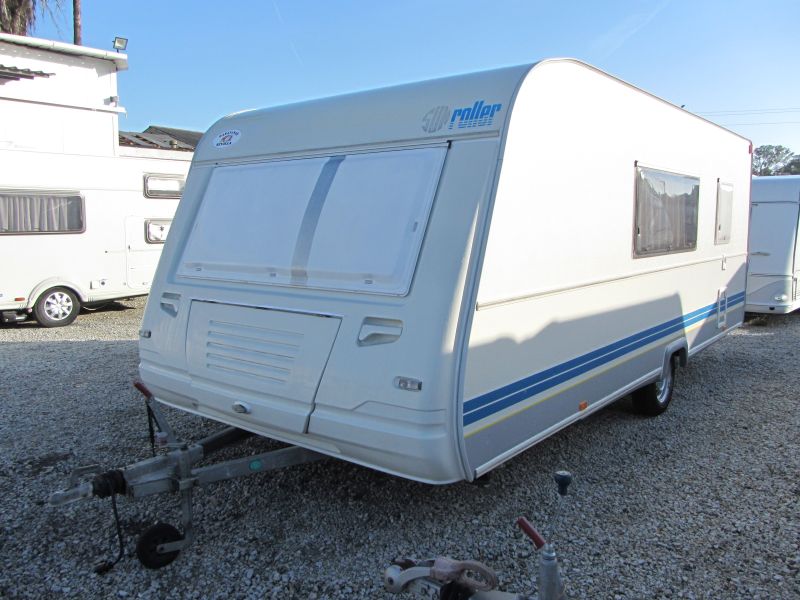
top-left (14, 297), bottom-right (25, 302)
top-left (579, 401), bottom-right (588, 411)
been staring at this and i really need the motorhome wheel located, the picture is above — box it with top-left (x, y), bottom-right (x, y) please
top-left (632, 356), bottom-right (676, 416)
top-left (136, 522), bottom-right (183, 569)
top-left (34, 287), bottom-right (80, 327)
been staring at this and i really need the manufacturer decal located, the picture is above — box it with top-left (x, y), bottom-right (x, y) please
top-left (422, 105), bottom-right (450, 133)
top-left (448, 100), bottom-right (502, 130)
top-left (213, 129), bottom-right (241, 148)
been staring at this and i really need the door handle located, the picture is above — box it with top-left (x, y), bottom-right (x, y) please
top-left (358, 319), bottom-right (402, 346)
top-left (160, 292), bottom-right (181, 317)
top-left (750, 251), bottom-right (770, 256)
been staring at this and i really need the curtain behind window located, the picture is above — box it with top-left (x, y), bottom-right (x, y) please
top-left (634, 167), bottom-right (699, 257)
top-left (0, 193), bottom-right (84, 233)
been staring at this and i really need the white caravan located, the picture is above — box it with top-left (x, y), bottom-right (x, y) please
top-left (0, 32), bottom-right (192, 326)
top-left (0, 152), bottom-right (190, 326)
top-left (139, 59), bottom-right (751, 483)
top-left (745, 175), bottom-right (800, 314)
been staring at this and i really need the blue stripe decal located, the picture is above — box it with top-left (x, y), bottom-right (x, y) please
top-left (463, 292), bottom-right (745, 427)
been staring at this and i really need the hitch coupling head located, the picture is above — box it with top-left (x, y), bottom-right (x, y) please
top-left (49, 469), bottom-right (126, 506)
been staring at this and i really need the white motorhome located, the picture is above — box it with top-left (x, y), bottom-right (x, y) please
top-left (139, 59), bottom-right (751, 484)
top-left (0, 33), bottom-right (192, 326)
top-left (745, 175), bottom-right (800, 314)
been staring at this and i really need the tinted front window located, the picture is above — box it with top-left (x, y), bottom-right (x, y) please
top-left (179, 147), bottom-right (447, 295)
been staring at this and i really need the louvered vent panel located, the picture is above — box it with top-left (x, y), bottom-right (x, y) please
top-left (203, 320), bottom-right (303, 386)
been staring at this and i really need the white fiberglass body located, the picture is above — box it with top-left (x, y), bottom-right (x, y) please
top-left (139, 59), bottom-right (751, 483)
top-left (745, 176), bottom-right (800, 314)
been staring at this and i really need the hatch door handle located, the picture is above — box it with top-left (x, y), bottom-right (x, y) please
top-left (750, 251), bottom-right (770, 256)
top-left (160, 292), bottom-right (181, 317)
top-left (358, 319), bottom-right (403, 346)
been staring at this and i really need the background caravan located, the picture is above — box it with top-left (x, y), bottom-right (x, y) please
top-left (745, 175), bottom-right (800, 314)
top-left (138, 59), bottom-right (752, 484)
top-left (0, 32), bottom-right (193, 327)
top-left (0, 154), bottom-right (190, 327)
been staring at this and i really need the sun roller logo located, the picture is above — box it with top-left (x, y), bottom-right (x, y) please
top-left (448, 100), bottom-right (503, 130)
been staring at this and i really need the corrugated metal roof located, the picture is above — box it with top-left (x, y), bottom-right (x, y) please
top-left (118, 130), bottom-right (197, 151)
top-left (144, 126), bottom-right (203, 147)
top-left (0, 64), bottom-right (52, 84)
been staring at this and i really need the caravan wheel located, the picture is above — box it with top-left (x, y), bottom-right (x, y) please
top-left (34, 287), bottom-right (80, 327)
top-left (632, 356), bottom-right (676, 416)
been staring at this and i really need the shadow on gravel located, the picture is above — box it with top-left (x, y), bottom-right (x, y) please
top-left (743, 310), bottom-right (800, 327)
top-left (0, 299), bottom-right (140, 329)
top-left (3, 314), bottom-right (799, 600)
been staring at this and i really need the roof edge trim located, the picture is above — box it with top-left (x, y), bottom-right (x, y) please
top-left (0, 32), bottom-right (128, 70)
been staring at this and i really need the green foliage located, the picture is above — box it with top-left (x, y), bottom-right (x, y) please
top-left (778, 157), bottom-right (800, 175)
top-left (0, 0), bottom-right (61, 36)
top-left (752, 145), bottom-right (796, 176)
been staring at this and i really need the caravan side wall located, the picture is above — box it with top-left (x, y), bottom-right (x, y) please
top-left (0, 150), bottom-right (190, 313)
top-left (745, 176), bottom-right (800, 314)
top-left (462, 61), bottom-right (752, 475)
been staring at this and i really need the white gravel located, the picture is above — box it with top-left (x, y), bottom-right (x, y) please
top-left (0, 301), bottom-right (798, 599)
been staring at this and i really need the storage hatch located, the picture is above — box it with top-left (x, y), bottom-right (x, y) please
top-left (186, 301), bottom-right (341, 434)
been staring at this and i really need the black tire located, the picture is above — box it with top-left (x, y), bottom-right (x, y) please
top-left (632, 355), bottom-right (677, 416)
top-left (136, 522), bottom-right (183, 569)
top-left (33, 287), bottom-right (80, 327)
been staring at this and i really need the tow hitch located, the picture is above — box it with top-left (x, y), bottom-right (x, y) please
top-left (49, 382), bottom-right (323, 571)
top-left (384, 471), bottom-right (573, 600)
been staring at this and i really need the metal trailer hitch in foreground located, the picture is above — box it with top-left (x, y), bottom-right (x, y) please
top-left (49, 382), bottom-right (323, 571)
top-left (384, 471), bottom-right (573, 600)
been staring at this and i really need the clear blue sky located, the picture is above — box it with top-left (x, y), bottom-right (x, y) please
top-left (33, 0), bottom-right (800, 152)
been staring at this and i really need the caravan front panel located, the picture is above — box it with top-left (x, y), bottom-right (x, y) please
top-left (745, 176), bottom-right (800, 314)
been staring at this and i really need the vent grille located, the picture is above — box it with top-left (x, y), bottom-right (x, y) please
top-left (204, 320), bottom-right (303, 385)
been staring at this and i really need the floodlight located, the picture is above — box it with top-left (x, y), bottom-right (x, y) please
top-left (112, 37), bottom-right (128, 52)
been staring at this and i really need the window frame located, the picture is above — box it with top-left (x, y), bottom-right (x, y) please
top-left (177, 145), bottom-right (447, 296)
top-left (714, 179), bottom-right (733, 245)
top-left (144, 218), bottom-right (172, 244)
top-left (143, 173), bottom-right (185, 199)
top-left (632, 163), bottom-right (700, 259)
top-left (0, 189), bottom-right (86, 236)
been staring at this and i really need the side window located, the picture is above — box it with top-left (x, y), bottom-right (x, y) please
top-left (144, 174), bottom-right (185, 199)
top-left (715, 181), bottom-right (733, 244)
top-left (0, 191), bottom-right (84, 234)
top-left (633, 165), bottom-right (699, 258)
top-left (145, 219), bottom-right (172, 244)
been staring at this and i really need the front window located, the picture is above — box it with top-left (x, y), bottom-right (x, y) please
top-left (178, 146), bottom-right (446, 295)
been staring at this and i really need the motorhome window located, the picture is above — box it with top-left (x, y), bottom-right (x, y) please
top-left (145, 219), bottom-right (172, 244)
top-left (633, 166), bottom-right (699, 257)
top-left (714, 181), bottom-right (733, 244)
top-left (0, 191), bottom-right (84, 234)
top-left (179, 146), bottom-right (446, 295)
top-left (144, 174), bottom-right (185, 198)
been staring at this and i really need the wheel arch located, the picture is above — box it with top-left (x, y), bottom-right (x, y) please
top-left (663, 339), bottom-right (688, 377)
top-left (28, 279), bottom-right (88, 308)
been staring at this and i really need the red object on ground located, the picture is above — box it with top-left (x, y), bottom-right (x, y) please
top-left (133, 381), bottom-right (154, 399)
top-left (516, 516), bottom-right (546, 549)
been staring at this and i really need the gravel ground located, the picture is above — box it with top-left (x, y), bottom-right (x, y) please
top-left (0, 300), bottom-right (798, 599)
